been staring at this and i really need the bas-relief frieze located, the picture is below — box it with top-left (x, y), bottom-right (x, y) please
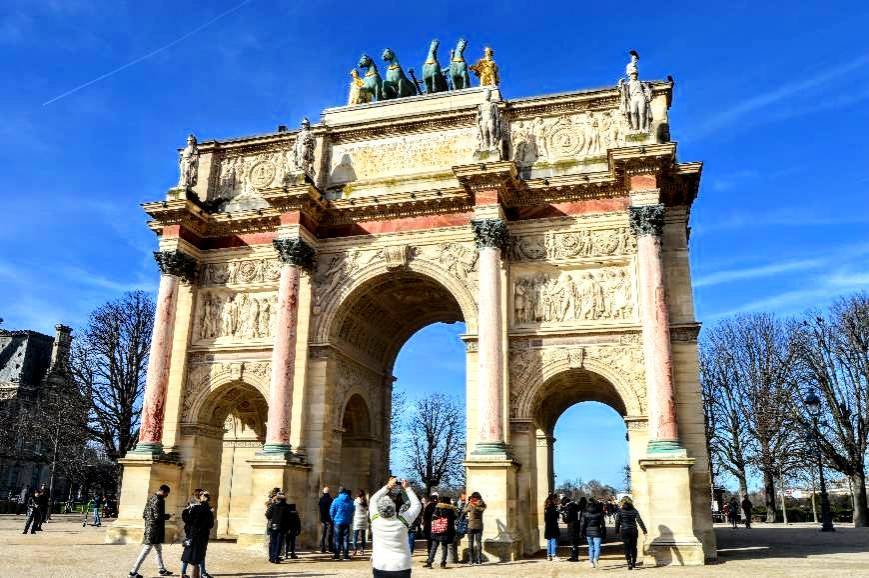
top-left (195, 290), bottom-right (278, 343)
top-left (508, 343), bottom-right (646, 418)
top-left (508, 227), bottom-right (636, 262)
top-left (512, 265), bottom-right (636, 326)
top-left (181, 360), bottom-right (271, 422)
top-left (201, 258), bottom-right (282, 287)
top-left (216, 148), bottom-right (293, 198)
top-left (328, 128), bottom-right (478, 185)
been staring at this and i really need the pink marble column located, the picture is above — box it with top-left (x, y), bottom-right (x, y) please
top-left (262, 237), bottom-right (313, 454)
top-left (471, 219), bottom-right (509, 455)
top-left (135, 250), bottom-right (196, 454)
top-left (630, 204), bottom-right (681, 452)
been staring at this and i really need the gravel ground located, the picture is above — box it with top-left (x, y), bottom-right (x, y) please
top-left (1, 516), bottom-right (867, 577)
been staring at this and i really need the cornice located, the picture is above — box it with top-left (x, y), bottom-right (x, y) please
top-left (453, 161), bottom-right (521, 207)
top-left (321, 187), bottom-right (472, 226)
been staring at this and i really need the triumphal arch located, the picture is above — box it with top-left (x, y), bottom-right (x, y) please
top-left (108, 45), bottom-right (715, 564)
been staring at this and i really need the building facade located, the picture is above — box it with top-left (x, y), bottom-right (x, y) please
top-left (109, 51), bottom-right (714, 564)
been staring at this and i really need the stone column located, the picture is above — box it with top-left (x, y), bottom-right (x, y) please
top-left (471, 218), bottom-right (509, 455)
top-left (133, 250), bottom-right (197, 455)
top-left (262, 237), bottom-right (315, 455)
top-left (629, 204), bottom-right (681, 453)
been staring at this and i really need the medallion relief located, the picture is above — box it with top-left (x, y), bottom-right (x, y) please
top-left (509, 227), bottom-right (636, 262)
top-left (201, 257), bottom-right (282, 287)
top-left (195, 290), bottom-right (278, 343)
top-left (512, 266), bottom-right (636, 326)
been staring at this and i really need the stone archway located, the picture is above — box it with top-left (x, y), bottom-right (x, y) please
top-left (191, 381), bottom-right (268, 539)
top-left (337, 393), bottom-right (374, 492)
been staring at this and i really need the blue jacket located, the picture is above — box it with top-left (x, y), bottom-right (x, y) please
top-left (329, 492), bottom-right (355, 526)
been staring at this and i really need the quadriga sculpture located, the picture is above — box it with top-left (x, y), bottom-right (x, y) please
top-left (449, 38), bottom-right (471, 90)
top-left (381, 48), bottom-right (417, 99)
top-left (357, 54), bottom-right (384, 102)
top-left (422, 39), bottom-right (448, 94)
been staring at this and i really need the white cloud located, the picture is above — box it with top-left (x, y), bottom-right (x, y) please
top-left (694, 259), bottom-right (823, 288)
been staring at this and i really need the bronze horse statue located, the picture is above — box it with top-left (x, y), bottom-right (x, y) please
top-left (422, 39), bottom-right (448, 93)
top-left (449, 38), bottom-right (471, 90)
top-left (357, 54), bottom-right (383, 101)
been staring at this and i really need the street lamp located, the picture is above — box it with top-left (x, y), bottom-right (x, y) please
top-left (805, 391), bottom-right (835, 532)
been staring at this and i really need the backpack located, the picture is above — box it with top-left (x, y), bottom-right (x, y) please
top-left (456, 513), bottom-right (468, 536)
top-left (431, 514), bottom-right (449, 534)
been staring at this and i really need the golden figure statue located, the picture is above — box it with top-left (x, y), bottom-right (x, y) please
top-left (348, 69), bottom-right (372, 105)
top-left (470, 46), bottom-right (500, 87)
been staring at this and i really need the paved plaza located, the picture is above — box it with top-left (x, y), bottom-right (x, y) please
top-left (1, 517), bottom-right (867, 577)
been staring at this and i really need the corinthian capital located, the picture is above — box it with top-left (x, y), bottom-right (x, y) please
top-left (153, 250), bottom-right (198, 282)
top-left (471, 218), bottom-right (509, 250)
top-left (629, 204), bottom-right (665, 237)
top-left (273, 237), bottom-right (315, 269)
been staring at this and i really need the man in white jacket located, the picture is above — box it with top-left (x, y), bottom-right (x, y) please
top-left (370, 477), bottom-right (421, 578)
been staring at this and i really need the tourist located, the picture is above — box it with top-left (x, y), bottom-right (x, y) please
top-left (614, 497), bottom-right (646, 570)
top-left (330, 488), bottom-right (356, 560)
top-left (318, 487), bottom-right (334, 554)
top-left (423, 495), bottom-right (456, 569)
top-left (284, 503), bottom-right (301, 560)
top-left (353, 490), bottom-right (370, 555)
top-left (451, 493), bottom-right (467, 563)
top-left (22, 489), bottom-right (41, 535)
top-left (422, 492), bottom-right (438, 557)
top-left (128, 484), bottom-right (173, 578)
top-left (741, 496), bottom-right (753, 529)
top-left (465, 492), bottom-right (487, 564)
top-left (180, 490), bottom-right (214, 578)
top-left (407, 503), bottom-right (423, 553)
top-left (728, 496), bottom-right (740, 529)
top-left (543, 494), bottom-right (560, 561)
top-left (581, 497), bottom-right (606, 568)
top-left (266, 492), bottom-right (291, 563)
top-left (370, 477), bottom-right (421, 578)
top-left (35, 484), bottom-right (49, 530)
top-left (91, 494), bottom-right (103, 527)
top-left (561, 495), bottom-right (581, 562)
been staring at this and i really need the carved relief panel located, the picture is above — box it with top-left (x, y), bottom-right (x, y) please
top-left (509, 227), bottom-right (636, 262)
top-left (512, 265), bottom-right (636, 327)
top-left (194, 289), bottom-right (278, 344)
top-left (201, 257), bottom-right (281, 287)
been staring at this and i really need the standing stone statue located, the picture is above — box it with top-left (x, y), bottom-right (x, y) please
top-left (476, 88), bottom-right (502, 157)
top-left (291, 117), bottom-right (315, 181)
top-left (178, 134), bottom-right (199, 189)
top-left (618, 50), bottom-right (652, 132)
top-left (470, 46), bottom-right (500, 86)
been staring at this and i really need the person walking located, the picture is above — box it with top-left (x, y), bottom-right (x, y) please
top-left (330, 488), bottom-right (356, 560)
top-left (370, 477), bottom-right (421, 578)
top-left (561, 496), bottom-right (581, 562)
top-left (319, 487), bottom-right (334, 554)
top-left (614, 497), bottom-right (646, 570)
top-left (128, 484), bottom-right (174, 578)
top-left (181, 490), bottom-right (214, 578)
top-left (284, 503), bottom-right (301, 560)
top-left (22, 490), bottom-right (41, 535)
top-left (91, 494), bottom-right (103, 527)
top-left (35, 484), bottom-right (49, 531)
top-left (353, 490), bottom-right (370, 555)
top-left (543, 494), bottom-right (560, 561)
top-left (728, 496), bottom-right (740, 529)
top-left (266, 492), bottom-right (291, 563)
top-left (422, 493), bottom-right (438, 558)
top-left (464, 492), bottom-right (486, 564)
top-left (741, 496), bottom-right (753, 529)
top-left (581, 497), bottom-right (606, 568)
top-left (423, 496), bottom-right (456, 569)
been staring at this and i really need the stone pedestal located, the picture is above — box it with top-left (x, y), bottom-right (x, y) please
top-left (464, 458), bottom-right (521, 561)
top-left (639, 456), bottom-right (704, 566)
top-left (236, 455), bottom-right (311, 549)
top-left (105, 454), bottom-right (184, 544)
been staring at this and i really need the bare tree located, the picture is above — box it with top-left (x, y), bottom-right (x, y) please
top-left (404, 393), bottom-right (465, 495)
top-left (791, 293), bottom-right (869, 527)
top-left (70, 291), bottom-right (154, 466)
top-left (388, 388), bottom-right (407, 473)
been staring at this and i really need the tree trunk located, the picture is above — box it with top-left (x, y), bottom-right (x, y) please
top-left (737, 473), bottom-right (748, 500)
top-left (763, 470), bottom-right (777, 523)
top-left (850, 470), bottom-right (869, 527)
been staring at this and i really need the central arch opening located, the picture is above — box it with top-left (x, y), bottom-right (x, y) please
top-left (328, 269), bottom-right (470, 495)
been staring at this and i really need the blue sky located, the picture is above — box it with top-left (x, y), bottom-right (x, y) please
top-left (2, 2), bottom-right (867, 488)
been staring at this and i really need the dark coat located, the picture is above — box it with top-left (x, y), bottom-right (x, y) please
top-left (318, 493), bottom-right (333, 523)
top-left (423, 500), bottom-right (437, 538)
top-left (544, 505), bottom-right (560, 540)
top-left (728, 500), bottom-right (741, 521)
top-left (581, 505), bottom-right (606, 539)
top-left (181, 502), bottom-right (214, 563)
top-left (741, 498), bottom-right (753, 517)
top-left (429, 503), bottom-right (457, 543)
top-left (267, 501), bottom-right (292, 534)
top-left (614, 504), bottom-right (646, 534)
top-left (142, 493), bottom-right (170, 544)
top-left (286, 508), bottom-right (302, 536)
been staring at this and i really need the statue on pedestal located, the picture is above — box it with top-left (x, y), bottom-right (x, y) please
top-left (618, 50), bottom-right (652, 132)
top-left (422, 39), bottom-right (448, 94)
top-left (289, 118), bottom-right (315, 183)
top-left (470, 46), bottom-right (500, 87)
top-left (475, 88), bottom-right (502, 158)
top-left (449, 38), bottom-right (471, 90)
top-left (178, 134), bottom-right (199, 189)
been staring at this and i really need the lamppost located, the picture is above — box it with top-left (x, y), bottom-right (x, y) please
top-left (805, 391), bottom-right (835, 532)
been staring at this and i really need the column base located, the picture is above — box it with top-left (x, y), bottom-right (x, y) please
top-left (647, 439), bottom-right (687, 456)
top-left (258, 442), bottom-right (295, 457)
top-left (471, 441), bottom-right (512, 459)
top-left (639, 455), bottom-right (704, 566)
top-left (129, 441), bottom-right (164, 456)
top-left (106, 453), bottom-right (184, 544)
top-left (464, 457), bottom-right (522, 561)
